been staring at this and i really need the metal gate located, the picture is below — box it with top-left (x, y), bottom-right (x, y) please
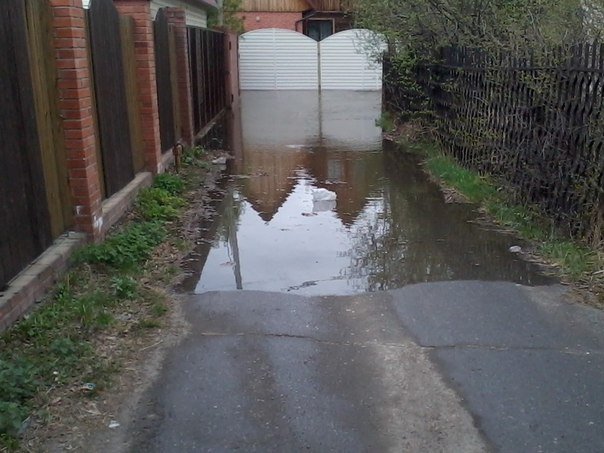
top-left (320, 29), bottom-right (386, 91)
top-left (239, 28), bottom-right (385, 91)
top-left (239, 28), bottom-right (319, 90)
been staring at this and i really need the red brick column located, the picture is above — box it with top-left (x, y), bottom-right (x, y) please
top-left (51, 0), bottom-right (103, 239)
top-left (114, 0), bottom-right (163, 173)
top-left (165, 7), bottom-right (194, 145)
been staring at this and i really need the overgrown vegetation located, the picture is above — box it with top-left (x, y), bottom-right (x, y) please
top-left (0, 147), bottom-right (209, 449)
top-left (356, 0), bottom-right (603, 248)
top-left (208, 0), bottom-right (244, 33)
top-left (353, 0), bottom-right (603, 119)
top-left (406, 141), bottom-right (604, 301)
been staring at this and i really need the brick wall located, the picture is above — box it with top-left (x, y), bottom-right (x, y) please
top-left (239, 12), bottom-right (302, 32)
top-left (114, 0), bottom-right (163, 174)
top-left (51, 0), bottom-right (103, 238)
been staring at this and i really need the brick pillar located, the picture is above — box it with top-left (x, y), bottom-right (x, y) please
top-left (165, 7), bottom-right (194, 145)
top-left (51, 0), bottom-right (103, 240)
top-left (114, 0), bottom-right (162, 173)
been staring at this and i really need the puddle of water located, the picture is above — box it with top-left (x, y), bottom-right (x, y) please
top-left (185, 91), bottom-right (553, 296)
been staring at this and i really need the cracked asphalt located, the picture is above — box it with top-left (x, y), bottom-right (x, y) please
top-left (125, 281), bottom-right (604, 452)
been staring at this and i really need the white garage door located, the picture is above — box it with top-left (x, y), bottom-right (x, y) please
top-left (320, 29), bottom-right (386, 91)
top-left (239, 29), bottom-right (319, 90)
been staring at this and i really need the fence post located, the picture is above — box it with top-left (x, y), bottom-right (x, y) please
top-left (113, 0), bottom-right (163, 174)
top-left (50, 0), bottom-right (103, 240)
top-left (225, 32), bottom-right (240, 109)
top-left (164, 8), bottom-right (194, 146)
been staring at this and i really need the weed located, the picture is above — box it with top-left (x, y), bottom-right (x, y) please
top-left (182, 146), bottom-right (211, 170)
top-left (150, 302), bottom-right (168, 317)
top-left (0, 162), bottom-right (188, 446)
top-left (153, 173), bottom-right (185, 195)
top-left (375, 111), bottom-right (396, 132)
top-left (136, 319), bottom-right (162, 329)
top-left (0, 357), bottom-right (38, 413)
top-left (137, 188), bottom-right (185, 221)
top-left (539, 241), bottom-right (596, 280)
top-left (182, 146), bottom-right (206, 166)
top-left (111, 276), bottom-right (137, 300)
top-left (77, 222), bottom-right (166, 270)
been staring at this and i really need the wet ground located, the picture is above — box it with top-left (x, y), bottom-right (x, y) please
top-left (185, 91), bottom-right (551, 295)
top-left (121, 91), bottom-right (604, 453)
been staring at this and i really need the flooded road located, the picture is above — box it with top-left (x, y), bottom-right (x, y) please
top-left (189, 91), bottom-right (550, 295)
top-left (126, 92), bottom-right (604, 453)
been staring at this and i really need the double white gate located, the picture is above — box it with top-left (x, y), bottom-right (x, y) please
top-left (239, 29), bottom-right (385, 91)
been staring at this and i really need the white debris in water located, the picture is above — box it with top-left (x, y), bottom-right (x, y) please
top-left (312, 188), bottom-right (337, 202)
top-left (108, 420), bottom-right (120, 429)
top-left (509, 246), bottom-right (522, 253)
top-left (211, 157), bottom-right (227, 165)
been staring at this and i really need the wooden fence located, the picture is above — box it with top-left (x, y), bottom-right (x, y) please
top-left (0, 0), bottom-right (67, 289)
top-left (155, 9), bottom-right (181, 152)
top-left (188, 27), bottom-right (227, 135)
top-left (1, 0), bottom-right (232, 289)
top-left (398, 44), bottom-right (604, 244)
top-left (88, 0), bottom-right (137, 197)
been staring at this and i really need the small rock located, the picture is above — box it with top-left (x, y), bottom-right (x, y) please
top-left (509, 245), bottom-right (522, 253)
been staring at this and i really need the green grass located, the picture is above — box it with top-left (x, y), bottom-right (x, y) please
top-left (0, 170), bottom-right (191, 448)
top-left (76, 221), bottom-right (167, 270)
top-left (405, 141), bottom-right (604, 287)
top-left (424, 153), bottom-right (498, 203)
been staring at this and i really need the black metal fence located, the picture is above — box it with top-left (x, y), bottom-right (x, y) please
top-left (387, 44), bottom-right (604, 244)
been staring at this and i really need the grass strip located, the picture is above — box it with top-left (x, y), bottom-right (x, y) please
top-left (0, 150), bottom-right (207, 450)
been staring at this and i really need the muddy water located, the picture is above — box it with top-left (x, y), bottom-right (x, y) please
top-left (186, 91), bottom-right (552, 296)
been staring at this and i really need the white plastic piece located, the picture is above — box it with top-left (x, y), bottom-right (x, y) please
top-left (312, 188), bottom-right (337, 202)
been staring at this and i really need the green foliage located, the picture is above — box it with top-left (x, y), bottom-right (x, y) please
top-left (77, 222), bottom-right (166, 269)
top-left (182, 146), bottom-right (209, 168)
top-left (375, 111), bottom-right (396, 132)
top-left (151, 302), bottom-right (168, 317)
top-left (0, 359), bottom-right (37, 410)
top-left (153, 173), bottom-right (185, 195)
top-left (111, 276), bottom-right (138, 300)
top-left (425, 154), bottom-right (497, 203)
top-left (0, 168), bottom-right (185, 445)
top-left (208, 0), bottom-right (244, 33)
top-left (0, 402), bottom-right (28, 438)
top-left (539, 241), bottom-right (596, 280)
top-left (352, 0), bottom-right (594, 55)
top-left (137, 188), bottom-right (185, 221)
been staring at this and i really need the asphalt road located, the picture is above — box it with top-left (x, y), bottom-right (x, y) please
top-left (126, 281), bottom-right (604, 452)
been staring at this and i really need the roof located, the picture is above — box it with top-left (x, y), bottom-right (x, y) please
top-left (83, 0), bottom-right (219, 10)
top-left (197, 0), bottom-right (219, 10)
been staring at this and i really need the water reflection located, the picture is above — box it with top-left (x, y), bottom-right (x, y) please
top-left (190, 91), bottom-right (552, 296)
